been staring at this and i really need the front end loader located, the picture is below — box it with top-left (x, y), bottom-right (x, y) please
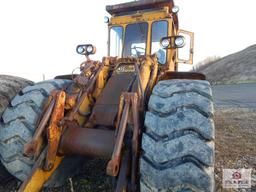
top-left (0, 0), bottom-right (215, 191)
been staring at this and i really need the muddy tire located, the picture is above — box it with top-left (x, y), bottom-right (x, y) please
top-left (0, 75), bottom-right (33, 117)
top-left (140, 80), bottom-right (215, 192)
top-left (0, 79), bottom-right (85, 187)
top-left (0, 75), bottom-right (33, 184)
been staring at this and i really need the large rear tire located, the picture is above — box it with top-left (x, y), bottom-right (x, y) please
top-left (0, 75), bottom-right (32, 117)
top-left (0, 79), bottom-right (85, 187)
top-left (0, 75), bottom-right (33, 184)
top-left (140, 80), bottom-right (215, 192)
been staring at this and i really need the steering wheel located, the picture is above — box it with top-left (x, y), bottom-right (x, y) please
top-left (131, 46), bottom-right (146, 56)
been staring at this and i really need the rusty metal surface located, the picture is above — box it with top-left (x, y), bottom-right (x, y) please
top-left (90, 72), bottom-right (136, 126)
top-left (115, 94), bottom-right (125, 130)
top-left (65, 61), bottom-right (103, 125)
top-left (44, 91), bottom-right (66, 171)
top-left (130, 94), bottom-right (140, 192)
top-left (65, 94), bottom-right (78, 110)
top-left (90, 105), bottom-right (119, 127)
top-left (59, 122), bottom-right (115, 158)
top-left (107, 94), bottom-right (130, 176)
top-left (54, 74), bottom-right (78, 80)
top-left (24, 97), bottom-right (55, 158)
top-left (106, 0), bottom-right (174, 15)
top-left (159, 71), bottom-right (206, 81)
top-left (106, 92), bottom-right (141, 184)
top-left (134, 61), bottom-right (144, 103)
top-left (116, 150), bottom-right (131, 192)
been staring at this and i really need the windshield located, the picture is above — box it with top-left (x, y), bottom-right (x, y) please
top-left (151, 20), bottom-right (168, 64)
top-left (123, 22), bottom-right (148, 57)
top-left (109, 26), bottom-right (123, 57)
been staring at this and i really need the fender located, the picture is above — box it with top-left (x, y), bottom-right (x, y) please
top-left (159, 71), bottom-right (206, 81)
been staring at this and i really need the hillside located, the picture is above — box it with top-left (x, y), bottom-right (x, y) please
top-left (196, 45), bottom-right (256, 85)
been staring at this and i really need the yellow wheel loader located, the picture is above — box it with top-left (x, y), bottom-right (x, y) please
top-left (0, 1), bottom-right (214, 191)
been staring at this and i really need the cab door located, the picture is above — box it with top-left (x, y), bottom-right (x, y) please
top-left (177, 29), bottom-right (194, 64)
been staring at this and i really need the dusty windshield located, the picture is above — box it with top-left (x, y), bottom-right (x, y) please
top-left (123, 22), bottom-right (148, 57)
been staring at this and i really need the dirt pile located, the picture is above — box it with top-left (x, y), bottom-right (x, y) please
top-left (196, 45), bottom-right (256, 84)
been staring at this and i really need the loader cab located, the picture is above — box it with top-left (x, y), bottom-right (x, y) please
top-left (109, 21), bottom-right (168, 64)
top-left (106, 0), bottom-right (194, 70)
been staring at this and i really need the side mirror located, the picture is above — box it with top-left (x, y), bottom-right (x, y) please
top-left (76, 44), bottom-right (96, 56)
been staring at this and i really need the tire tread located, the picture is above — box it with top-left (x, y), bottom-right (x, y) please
top-left (140, 80), bottom-right (214, 192)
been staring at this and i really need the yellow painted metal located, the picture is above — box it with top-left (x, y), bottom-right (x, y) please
top-left (146, 21), bottom-right (152, 56)
top-left (73, 95), bottom-right (92, 125)
top-left (139, 56), bottom-right (154, 92)
top-left (93, 58), bottom-right (110, 99)
top-left (110, 7), bottom-right (170, 25)
top-left (167, 18), bottom-right (176, 71)
top-left (108, 6), bottom-right (179, 71)
top-left (148, 56), bottom-right (159, 93)
top-left (20, 156), bottom-right (63, 192)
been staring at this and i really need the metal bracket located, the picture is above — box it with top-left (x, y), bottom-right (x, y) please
top-left (19, 90), bottom-right (66, 192)
top-left (106, 92), bottom-right (140, 192)
top-left (44, 91), bottom-right (66, 171)
top-left (23, 92), bottom-right (56, 158)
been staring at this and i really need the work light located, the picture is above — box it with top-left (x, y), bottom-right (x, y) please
top-left (86, 45), bottom-right (94, 53)
top-left (76, 44), bottom-right (96, 56)
top-left (160, 36), bottom-right (186, 49)
top-left (172, 6), bottom-right (179, 14)
top-left (161, 39), bottom-right (170, 49)
top-left (174, 36), bottom-right (185, 48)
top-left (77, 46), bottom-right (85, 55)
top-left (104, 16), bottom-right (110, 23)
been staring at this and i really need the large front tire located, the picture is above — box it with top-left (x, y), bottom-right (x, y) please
top-left (140, 80), bottom-right (215, 192)
top-left (0, 79), bottom-right (86, 187)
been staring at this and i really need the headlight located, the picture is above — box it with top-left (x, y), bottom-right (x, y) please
top-left (76, 45), bottom-right (85, 55)
top-left (174, 36), bottom-right (186, 48)
top-left (161, 38), bottom-right (170, 49)
top-left (172, 6), bottom-right (179, 14)
top-left (86, 45), bottom-right (94, 53)
top-left (104, 16), bottom-right (110, 23)
top-left (76, 44), bottom-right (96, 55)
top-left (160, 36), bottom-right (186, 49)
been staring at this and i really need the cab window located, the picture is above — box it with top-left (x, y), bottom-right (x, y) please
top-left (151, 21), bottom-right (168, 64)
top-left (123, 22), bottom-right (148, 57)
top-left (109, 26), bottom-right (123, 57)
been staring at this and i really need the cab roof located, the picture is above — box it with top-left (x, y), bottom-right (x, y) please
top-left (106, 0), bottom-right (174, 15)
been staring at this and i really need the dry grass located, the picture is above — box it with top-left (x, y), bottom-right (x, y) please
top-left (196, 45), bottom-right (256, 85)
top-left (214, 108), bottom-right (256, 192)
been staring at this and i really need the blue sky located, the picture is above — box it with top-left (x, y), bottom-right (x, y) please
top-left (0, 0), bottom-right (255, 81)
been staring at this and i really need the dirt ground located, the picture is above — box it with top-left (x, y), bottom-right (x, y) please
top-left (214, 108), bottom-right (256, 192)
top-left (0, 107), bottom-right (255, 192)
